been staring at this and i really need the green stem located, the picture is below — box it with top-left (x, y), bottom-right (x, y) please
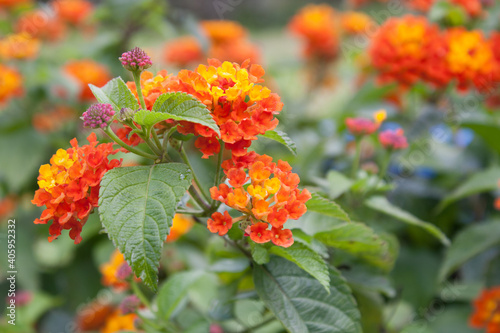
top-left (176, 209), bottom-right (205, 216)
top-left (103, 127), bottom-right (157, 160)
top-left (351, 138), bottom-right (362, 180)
top-left (133, 70), bottom-right (147, 110)
top-left (376, 150), bottom-right (392, 189)
top-left (131, 279), bottom-right (151, 309)
top-left (180, 147), bottom-right (211, 202)
top-left (189, 187), bottom-right (211, 211)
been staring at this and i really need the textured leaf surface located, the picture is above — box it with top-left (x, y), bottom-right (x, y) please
top-left (98, 164), bottom-right (193, 291)
top-left (89, 77), bottom-right (139, 112)
top-left (306, 192), bottom-right (350, 222)
top-left (315, 222), bottom-right (395, 271)
top-left (260, 130), bottom-right (297, 155)
top-left (253, 256), bottom-right (362, 333)
top-left (438, 220), bottom-right (500, 282)
top-left (135, 92), bottom-right (219, 135)
top-left (437, 167), bottom-right (500, 212)
top-left (157, 270), bottom-right (207, 319)
top-left (269, 242), bottom-right (330, 292)
top-left (365, 196), bottom-right (450, 246)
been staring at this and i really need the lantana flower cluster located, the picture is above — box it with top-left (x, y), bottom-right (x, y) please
top-left (127, 59), bottom-right (283, 159)
top-left (0, 64), bottom-right (23, 105)
top-left (370, 15), bottom-right (499, 92)
top-left (64, 60), bottom-right (111, 101)
top-left (469, 286), bottom-right (500, 333)
top-left (31, 133), bottom-right (122, 244)
top-left (209, 153), bottom-right (311, 248)
top-left (164, 20), bottom-right (260, 67)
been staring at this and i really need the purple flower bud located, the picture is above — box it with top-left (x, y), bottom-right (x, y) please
top-left (82, 104), bottom-right (115, 129)
top-left (119, 47), bottom-right (153, 72)
top-left (119, 295), bottom-right (141, 314)
top-left (118, 107), bottom-right (136, 122)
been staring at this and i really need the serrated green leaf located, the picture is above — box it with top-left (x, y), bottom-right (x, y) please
top-left (156, 270), bottom-right (207, 319)
top-left (306, 192), bottom-right (350, 222)
top-left (269, 243), bottom-right (330, 292)
top-left (437, 167), bottom-right (500, 212)
top-left (253, 256), bottom-right (362, 333)
top-left (135, 92), bottom-right (219, 135)
top-left (89, 77), bottom-right (139, 112)
top-left (438, 220), bottom-right (500, 282)
top-left (250, 242), bottom-right (270, 265)
top-left (315, 222), bottom-right (395, 271)
top-left (260, 130), bottom-right (297, 156)
top-left (365, 196), bottom-right (450, 246)
top-left (98, 164), bottom-right (193, 291)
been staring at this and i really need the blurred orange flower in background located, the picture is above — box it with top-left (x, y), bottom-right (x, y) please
top-left (33, 105), bottom-right (76, 133)
top-left (52, 0), bottom-right (93, 25)
top-left (341, 11), bottom-right (375, 35)
top-left (75, 300), bottom-right (115, 332)
top-left (288, 4), bottom-right (339, 61)
top-left (64, 60), bottom-right (111, 100)
top-left (163, 36), bottom-right (204, 67)
top-left (470, 286), bottom-right (500, 333)
top-left (444, 28), bottom-right (497, 92)
top-left (166, 214), bottom-right (195, 242)
top-left (0, 33), bottom-right (40, 60)
top-left (0, 64), bottom-right (23, 105)
top-left (164, 20), bottom-right (260, 66)
top-left (16, 10), bottom-right (67, 41)
top-left (100, 249), bottom-right (134, 290)
top-left (369, 15), bottom-right (450, 88)
top-left (101, 310), bottom-right (138, 333)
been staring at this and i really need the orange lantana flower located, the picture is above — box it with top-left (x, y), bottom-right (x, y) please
top-left (31, 133), bottom-right (122, 244)
top-left (52, 0), bottom-right (93, 25)
top-left (470, 286), bottom-right (500, 333)
top-left (16, 10), bottom-right (67, 41)
top-left (0, 64), bottom-right (23, 105)
top-left (64, 60), bottom-right (111, 101)
top-left (0, 33), bottom-right (40, 60)
top-left (127, 59), bottom-right (282, 159)
top-left (163, 36), bottom-right (204, 67)
top-left (209, 153), bottom-right (311, 248)
top-left (444, 28), bottom-right (497, 92)
top-left (341, 11), bottom-right (374, 35)
top-left (101, 310), bottom-right (138, 333)
top-left (288, 4), bottom-right (339, 61)
top-left (369, 15), bottom-right (450, 88)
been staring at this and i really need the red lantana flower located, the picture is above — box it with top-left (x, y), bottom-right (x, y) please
top-left (470, 286), bottom-right (500, 333)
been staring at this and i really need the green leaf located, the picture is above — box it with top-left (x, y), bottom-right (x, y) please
top-left (327, 170), bottom-right (353, 199)
top-left (269, 242), bottom-right (330, 292)
top-left (437, 167), bottom-right (500, 212)
top-left (98, 163), bottom-right (193, 291)
top-left (157, 270), bottom-right (207, 319)
top-left (260, 130), bottom-right (297, 156)
top-left (135, 92), bottom-right (219, 135)
top-left (89, 77), bottom-right (139, 112)
top-left (438, 220), bottom-right (500, 282)
top-left (250, 242), bottom-right (270, 265)
top-left (253, 256), bottom-right (362, 333)
top-left (315, 222), bottom-right (395, 271)
top-left (462, 122), bottom-right (500, 154)
top-left (365, 196), bottom-right (450, 246)
top-left (306, 192), bottom-right (350, 222)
